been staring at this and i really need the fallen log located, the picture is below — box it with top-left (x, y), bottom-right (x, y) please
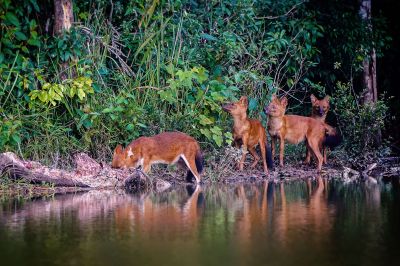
top-left (0, 152), bottom-right (171, 191)
top-left (0, 152), bottom-right (89, 187)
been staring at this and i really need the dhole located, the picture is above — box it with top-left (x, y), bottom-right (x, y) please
top-left (222, 96), bottom-right (274, 174)
top-left (305, 94), bottom-right (330, 164)
top-left (264, 94), bottom-right (340, 171)
top-left (112, 131), bottom-right (204, 183)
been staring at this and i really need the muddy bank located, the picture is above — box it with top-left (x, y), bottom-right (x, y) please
top-left (220, 164), bottom-right (343, 184)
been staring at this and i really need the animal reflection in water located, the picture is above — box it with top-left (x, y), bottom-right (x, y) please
top-left (114, 184), bottom-right (204, 237)
top-left (1, 179), bottom-right (383, 246)
top-left (2, 184), bottom-right (204, 236)
top-left (232, 177), bottom-right (334, 252)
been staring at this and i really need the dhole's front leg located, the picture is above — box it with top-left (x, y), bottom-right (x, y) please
top-left (271, 136), bottom-right (276, 158)
top-left (142, 158), bottom-right (151, 173)
top-left (239, 135), bottom-right (249, 171)
top-left (259, 139), bottom-right (268, 174)
top-left (308, 139), bottom-right (323, 171)
top-left (279, 135), bottom-right (285, 167)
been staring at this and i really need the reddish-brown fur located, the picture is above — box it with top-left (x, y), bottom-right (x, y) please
top-left (265, 95), bottom-right (334, 171)
top-left (305, 94), bottom-right (330, 164)
top-left (112, 132), bottom-right (203, 183)
top-left (222, 96), bottom-right (269, 174)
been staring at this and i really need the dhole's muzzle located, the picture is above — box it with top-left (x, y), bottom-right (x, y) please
top-left (318, 107), bottom-right (325, 116)
top-left (263, 105), bottom-right (270, 114)
top-left (222, 102), bottom-right (234, 112)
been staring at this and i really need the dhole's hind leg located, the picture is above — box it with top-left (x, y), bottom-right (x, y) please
top-left (248, 147), bottom-right (260, 168)
top-left (181, 154), bottom-right (201, 183)
top-left (279, 136), bottom-right (285, 167)
top-left (308, 139), bottom-right (323, 171)
top-left (304, 146), bottom-right (311, 164)
top-left (323, 147), bottom-right (328, 164)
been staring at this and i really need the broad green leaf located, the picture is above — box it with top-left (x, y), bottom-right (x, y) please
top-left (30, 0), bottom-right (40, 12)
top-left (200, 128), bottom-right (211, 139)
top-left (212, 134), bottom-right (223, 147)
top-left (126, 124), bottom-right (134, 131)
top-left (200, 33), bottom-right (217, 41)
top-left (5, 12), bottom-right (20, 27)
top-left (248, 98), bottom-right (257, 111)
top-left (114, 106), bottom-right (124, 112)
top-left (21, 46), bottom-right (29, 53)
top-left (28, 38), bottom-right (40, 47)
top-left (199, 114), bottom-right (213, 125)
top-left (11, 134), bottom-right (21, 144)
top-left (77, 88), bottom-right (85, 100)
top-left (210, 126), bottom-right (222, 135)
top-left (38, 92), bottom-right (48, 102)
top-left (82, 119), bottom-right (93, 129)
top-left (102, 107), bottom-right (114, 113)
top-left (15, 31), bottom-right (27, 41)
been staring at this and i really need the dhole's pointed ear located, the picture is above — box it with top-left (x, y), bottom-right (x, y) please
top-left (310, 94), bottom-right (317, 104)
top-left (239, 96), bottom-right (248, 106)
top-left (271, 94), bottom-right (277, 100)
top-left (324, 95), bottom-right (330, 102)
top-left (114, 144), bottom-right (123, 154)
top-left (280, 96), bottom-right (288, 107)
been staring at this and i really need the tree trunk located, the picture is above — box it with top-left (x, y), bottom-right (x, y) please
top-left (359, 0), bottom-right (381, 144)
top-left (54, 0), bottom-right (74, 80)
top-left (54, 0), bottom-right (73, 35)
top-left (359, 0), bottom-right (377, 104)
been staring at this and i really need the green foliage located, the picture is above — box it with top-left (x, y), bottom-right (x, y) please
top-left (332, 82), bottom-right (389, 157)
top-left (158, 66), bottom-right (235, 146)
top-left (0, 117), bottom-right (22, 151)
top-left (29, 76), bottom-right (94, 106)
top-left (309, 1), bottom-right (392, 90)
top-left (0, 0), bottom-right (392, 165)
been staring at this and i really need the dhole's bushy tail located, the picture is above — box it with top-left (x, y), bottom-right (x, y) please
top-left (323, 123), bottom-right (342, 150)
top-left (195, 150), bottom-right (204, 174)
top-left (186, 150), bottom-right (204, 183)
top-left (265, 143), bottom-right (275, 170)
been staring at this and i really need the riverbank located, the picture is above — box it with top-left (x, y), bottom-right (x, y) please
top-left (1, 151), bottom-right (398, 198)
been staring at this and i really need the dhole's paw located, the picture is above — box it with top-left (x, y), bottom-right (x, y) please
top-left (237, 162), bottom-right (244, 171)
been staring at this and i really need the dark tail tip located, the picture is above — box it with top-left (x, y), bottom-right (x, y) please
top-left (186, 151), bottom-right (204, 183)
top-left (266, 144), bottom-right (275, 170)
top-left (323, 133), bottom-right (342, 150)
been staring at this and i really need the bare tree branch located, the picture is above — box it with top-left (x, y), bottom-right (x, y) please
top-left (256, 1), bottom-right (305, 20)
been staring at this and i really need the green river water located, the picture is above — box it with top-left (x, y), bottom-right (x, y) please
top-left (1, 177), bottom-right (399, 266)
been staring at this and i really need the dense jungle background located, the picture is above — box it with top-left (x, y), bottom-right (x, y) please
top-left (0, 0), bottom-right (399, 171)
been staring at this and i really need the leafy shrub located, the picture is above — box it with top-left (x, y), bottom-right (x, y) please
top-left (332, 82), bottom-right (390, 158)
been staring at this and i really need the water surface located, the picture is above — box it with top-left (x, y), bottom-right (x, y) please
top-left (1, 178), bottom-right (399, 266)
